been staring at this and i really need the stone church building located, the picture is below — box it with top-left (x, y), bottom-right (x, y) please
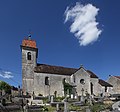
top-left (21, 37), bottom-right (113, 97)
top-left (107, 76), bottom-right (120, 94)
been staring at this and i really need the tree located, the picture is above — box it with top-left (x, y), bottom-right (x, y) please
top-left (0, 81), bottom-right (11, 94)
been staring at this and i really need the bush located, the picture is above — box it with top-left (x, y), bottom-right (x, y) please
top-left (2, 99), bottom-right (6, 106)
top-left (54, 96), bottom-right (65, 102)
top-left (44, 106), bottom-right (56, 112)
top-left (89, 103), bottom-right (109, 112)
top-left (43, 97), bottom-right (49, 103)
top-left (69, 104), bottom-right (81, 111)
top-left (43, 107), bottom-right (48, 111)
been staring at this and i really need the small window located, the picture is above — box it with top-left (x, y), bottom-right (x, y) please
top-left (80, 79), bottom-right (85, 85)
top-left (45, 77), bottom-right (49, 85)
top-left (27, 52), bottom-right (31, 60)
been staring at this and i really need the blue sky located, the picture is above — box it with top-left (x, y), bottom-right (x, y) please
top-left (0, 0), bottom-right (120, 87)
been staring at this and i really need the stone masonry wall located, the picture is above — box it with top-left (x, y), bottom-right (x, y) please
top-left (33, 73), bottom-right (71, 97)
top-left (108, 76), bottom-right (120, 94)
top-left (90, 78), bottom-right (99, 96)
top-left (22, 48), bottom-right (37, 94)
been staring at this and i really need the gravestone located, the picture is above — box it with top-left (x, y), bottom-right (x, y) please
top-left (50, 95), bottom-right (54, 103)
top-left (80, 88), bottom-right (84, 102)
top-left (112, 101), bottom-right (120, 111)
top-left (64, 97), bottom-right (68, 112)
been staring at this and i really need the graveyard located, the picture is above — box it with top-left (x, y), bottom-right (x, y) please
top-left (0, 85), bottom-right (120, 112)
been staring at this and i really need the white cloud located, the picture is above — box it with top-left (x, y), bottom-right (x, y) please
top-left (0, 69), bottom-right (13, 79)
top-left (64, 2), bottom-right (102, 46)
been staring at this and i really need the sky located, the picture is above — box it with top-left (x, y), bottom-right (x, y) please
top-left (0, 0), bottom-right (120, 87)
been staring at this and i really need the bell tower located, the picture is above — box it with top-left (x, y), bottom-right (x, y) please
top-left (21, 35), bottom-right (38, 94)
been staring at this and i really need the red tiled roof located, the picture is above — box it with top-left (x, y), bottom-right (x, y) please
top-left (99, 79), bottom-right (113, 87)
top-left (87, 70), bottom-right (98, 78)
top-left (22, 39), bottom-right (37, 48)
top-left (114, 76), bottom-right (120, 80)
top-left (34, 64), bottom-right (78, 75)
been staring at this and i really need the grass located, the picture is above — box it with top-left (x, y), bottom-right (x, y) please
top-left (89, 103), bottom-right (112, 112)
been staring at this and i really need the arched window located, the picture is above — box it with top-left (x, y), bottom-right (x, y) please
top-left (90, 82), bottom-right (93, 95)
top-left (27, 52), bottom-right (31, 60)
top-left (62, 78), bottom-right (66, 84)
top-left (73, 75), bottom-right (75, 83)
top-left (45, 77), bottom-right (49, 85)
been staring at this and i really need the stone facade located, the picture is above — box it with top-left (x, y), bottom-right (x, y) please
top-left (72, 68), bottom-right (91, 96)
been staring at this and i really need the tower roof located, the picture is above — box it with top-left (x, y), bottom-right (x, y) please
top-left (22, 39), bottom-right (37, 48)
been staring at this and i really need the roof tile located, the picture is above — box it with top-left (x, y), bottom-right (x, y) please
top-left (114, 76), bottom-right (120, 79)
top-left (99, 79), bottom-right (113, 87)
top-left (87, 70), bottom-right (98, 78)
top-left (22, 39), bottom-right (36, 48)
top-left (34, 64), bottom-right (78, 75)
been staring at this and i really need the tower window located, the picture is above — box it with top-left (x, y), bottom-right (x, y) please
top-left (45, 77), bottom-right (49, 85)
top-left (27, 52), bottom-right (31, 60)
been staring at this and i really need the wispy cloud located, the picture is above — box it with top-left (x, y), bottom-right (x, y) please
top-left (64, 2), bottom-right (102, 46)
top-left (0, 69), bottom-right (13, 79)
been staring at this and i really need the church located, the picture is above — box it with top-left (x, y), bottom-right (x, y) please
top-left (21, 36), bottom-right (113, 97)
